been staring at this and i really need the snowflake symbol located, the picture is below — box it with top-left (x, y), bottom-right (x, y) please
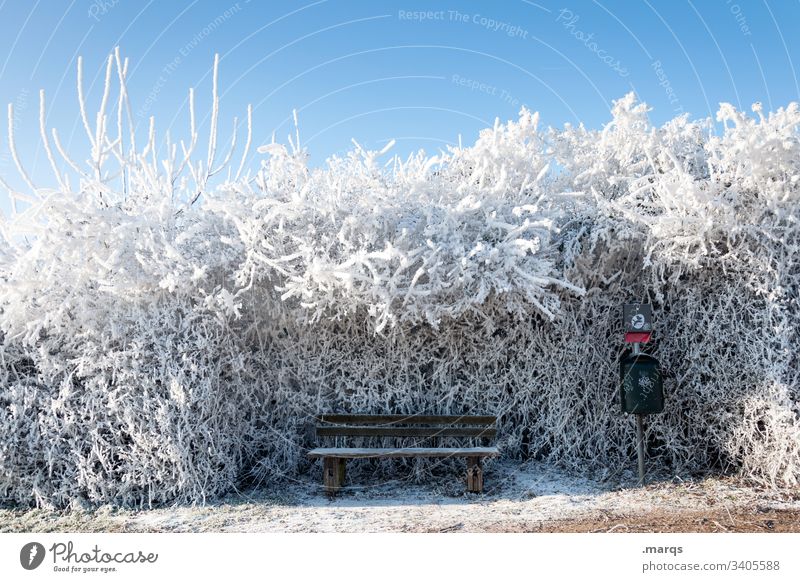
top-left (638, 375), bottom-right (654, 395)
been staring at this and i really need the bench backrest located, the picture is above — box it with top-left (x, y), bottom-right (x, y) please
top-left (315, 414), bottom-right (497, 439)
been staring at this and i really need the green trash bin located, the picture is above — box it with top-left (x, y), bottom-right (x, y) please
top-left (620, 353), bottom-right (664, 414)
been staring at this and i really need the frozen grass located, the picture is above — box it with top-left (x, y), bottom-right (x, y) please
top-left (2, 461), bottom-right (799, 533)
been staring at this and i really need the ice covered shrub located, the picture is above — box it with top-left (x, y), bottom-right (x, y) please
top-left (0, 50), bottom-right (798, 508)
top-left (0, 53), bottom-right (270, 508)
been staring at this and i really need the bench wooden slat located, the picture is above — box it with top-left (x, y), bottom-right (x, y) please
top-left (317, 414), bottom-right (495, 426)
top-left (307, 447), bottom-right (499, 459)
top-left (316, 426), bottom-right (497, 438)
top-left (310, 412), bottom-right (498, 495)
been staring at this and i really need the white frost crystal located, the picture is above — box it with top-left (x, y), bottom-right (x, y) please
top-left (0, 52), bottom-right (798, 508)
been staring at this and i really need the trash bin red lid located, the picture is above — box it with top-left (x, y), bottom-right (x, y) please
top-left (624, 332), bottom-right (651, 343)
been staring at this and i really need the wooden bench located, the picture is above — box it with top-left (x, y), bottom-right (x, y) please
top-left (308, 414), bottom-right (499, 495)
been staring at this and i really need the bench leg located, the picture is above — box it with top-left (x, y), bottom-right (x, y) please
top-left (323, 457), bottom-right (346, 496)
top-left (466, 457), bottom-right (483, 493)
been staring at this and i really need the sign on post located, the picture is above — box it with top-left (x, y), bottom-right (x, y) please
top-left (623, 303), bottom-right (652, 343)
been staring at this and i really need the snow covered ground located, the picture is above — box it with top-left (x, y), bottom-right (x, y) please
top-left (2, 461), bottom-right (798, 533)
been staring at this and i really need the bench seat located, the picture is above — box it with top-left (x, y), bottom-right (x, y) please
top-left (307, 446), bottom-right (500, 459)
top-left (308, 413), bottom-right (498, 495)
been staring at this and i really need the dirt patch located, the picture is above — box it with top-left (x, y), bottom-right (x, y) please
top-left (462, 508), bottom-right (800, 533)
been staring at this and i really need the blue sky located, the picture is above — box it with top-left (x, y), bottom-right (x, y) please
top-left (0, 0), bottom-right (798, 212)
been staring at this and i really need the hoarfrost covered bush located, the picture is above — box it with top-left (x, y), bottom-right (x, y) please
top-left (0, 52), bottom-right (798, 508)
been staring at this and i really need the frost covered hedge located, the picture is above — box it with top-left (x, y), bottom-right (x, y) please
top-left (1, 53), bottom-right (798, 508)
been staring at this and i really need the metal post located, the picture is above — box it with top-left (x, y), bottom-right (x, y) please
top-left (636, 414), bottom-right (645, 487)
top-left (631, 341), bottom-right (645, 486)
